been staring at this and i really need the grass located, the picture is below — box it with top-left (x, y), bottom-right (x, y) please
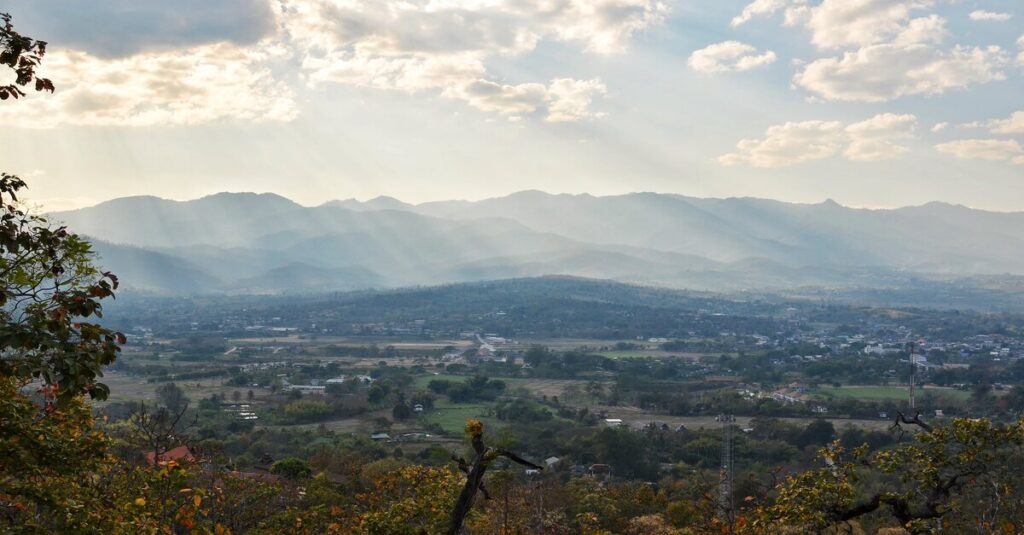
top-left (422, 401), bottom-right (494, 434)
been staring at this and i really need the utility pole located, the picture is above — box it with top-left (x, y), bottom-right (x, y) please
top-left (719, 414), bottom-right (735, 533)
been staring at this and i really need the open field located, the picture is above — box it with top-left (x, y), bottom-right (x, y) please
top-left (423, 402), bottom-right (497, 434)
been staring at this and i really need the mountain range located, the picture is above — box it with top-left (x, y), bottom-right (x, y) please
top-left (47, 191), bottom-right (1024, 295)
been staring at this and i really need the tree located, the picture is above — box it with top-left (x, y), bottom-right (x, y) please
top-left (448, 419), bottom-right (542, 535)
top-left (155, 382), bottom-right (189, 413)
top-left (270, 457), bottom-right (312, 480)
top-left (797, 419), bottom-right (835, 449)
top-left (0, 14), bottom-right (122, 403)
top-left (392, 402), bottom-right (412, 421)
top-left (128, 400), bottom-right (195, 467)
top-left (524, 345), bottom-right (550, 367)
top-left (0, 172), bottom-right (123, 402)
top-left (0, 12), bottom-right (54, 101)
top-left (756, 416), bottom-right (1024, 534)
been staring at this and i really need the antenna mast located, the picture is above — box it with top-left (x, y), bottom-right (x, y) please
top-left (908, 342), bottom-right (916, 410)
top-left (719, 414), bottom-right (735, 533)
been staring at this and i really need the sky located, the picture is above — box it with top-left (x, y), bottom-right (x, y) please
top-left (0, 0), bottom-right (1021, 212)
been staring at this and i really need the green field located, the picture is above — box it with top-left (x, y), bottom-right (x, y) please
top-left (814, 385), bottom-right (970, 403)
top-left (422, 401), bottom-right (495, 434)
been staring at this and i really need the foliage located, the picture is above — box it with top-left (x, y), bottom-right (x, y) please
top-left (0, 174), bottom-right (123, 401)
top-left (0, 12), bottom-right (54, 100)
top-left (271, 457), bottom-right (313, 480)
top-left (755, 417), bottom-right (1024, 534)
top-left (281, 399), bottom-right (334, 423)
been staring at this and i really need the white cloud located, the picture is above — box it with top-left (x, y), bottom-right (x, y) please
top-left (969, 10), bottom-right (1012, 22)
top-left (719, 120), bottom-right (845, 168)
top-left (2, 0), bottom-right (664, 127)
top-left (935, 139), bottom-right (1024, 164)
top-left (448, 77), bottom-right (607, 122)
top-left (967, 110), bottom-right (1024, 134)
top-left (720, 113), bottom-right (917, 167)
top-left (688, 41), bottom-right (777, 74)
top-left (731, 0), bottom-right (792, 27)
top-left (931, 122), bottom-right (948, 133)
top-left (545, 78), bottom-right (609, 122)
top-left (282, 0), bottom-right (666, 121)
top-left (793, 44), bottom-right (1008, 102)
top-left (843, 113), bottom-right (917, 161)
top-left (732, 0), bottom-right (940, 48)
top-left (0, 44), bottom-right (297, 128)
top-left (733, 0), bottom-right (1006, 104)
top-left (1018, 35), bottom-right (1024, 64)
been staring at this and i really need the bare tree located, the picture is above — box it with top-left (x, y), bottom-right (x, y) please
top-left (448, 419), bottom-right (542, 535)
top-left (128, 400), bottom-right (196, 467)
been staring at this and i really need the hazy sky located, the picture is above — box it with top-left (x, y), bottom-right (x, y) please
top-left (0, 0), bottom-right (1021, 211)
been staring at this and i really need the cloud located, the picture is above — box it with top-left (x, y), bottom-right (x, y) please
top-left (545, 79), bottom-right (610, 122)
top-left (719, 120), bottom-right (845, 168)
top-left (719, 113), bottom-right (917, 167)
top-left (731, 0), bottom-right (941, 49)
top-left (793, 44), bottom-right (1008, 102)
top-left (282, 0), bottom-right (666, 121)
top-left (843, 113), bottom-right (917, 161)
top-left (5, 0), bottom-right (276, 58)
top-left (0, 44), bottom-right (297, 127)
top-left (731, 0), bottom-right (791, 27)
top-left (931, 122), bottom-right (948, 133)
top-left (447, 77), bottom-right (607, 121)
top-left (732, 1), bottom-right (1005, 103)
top-left (3, 0), bottom-right (662, 126)
top-left (687, 41), bottom-right (777, 74)
top-left (969, 10), bottom-right (1012, 22)
top-left (965, 110), bottom-right (1024, 134)
top-left (935, 139), bottom-right (1024, 164)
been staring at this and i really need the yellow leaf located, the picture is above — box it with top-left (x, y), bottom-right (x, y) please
top-left (193, 495), bottom-right (202, 507)
top-left (134, 498), bottom-right (146, 506)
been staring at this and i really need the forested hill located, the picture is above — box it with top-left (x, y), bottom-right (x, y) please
top-left (102, 276), bottom-right (1024, 340)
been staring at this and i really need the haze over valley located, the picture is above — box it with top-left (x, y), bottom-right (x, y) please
top-left (53, 190), bottom-right (1024, 305)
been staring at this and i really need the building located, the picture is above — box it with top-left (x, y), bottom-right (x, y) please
top-left (144, 445), bottom-right (195, 467)
top-left (287, 384), bottom-right (326, 393)
top-left (588, 464), bottom-right (612, 481)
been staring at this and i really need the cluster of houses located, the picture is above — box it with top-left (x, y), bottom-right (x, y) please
top-left (283, 374), bottom-right (376, 393)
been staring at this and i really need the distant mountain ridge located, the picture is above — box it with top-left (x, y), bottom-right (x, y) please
top-left (48, 191), bottom-right (1024, 295)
